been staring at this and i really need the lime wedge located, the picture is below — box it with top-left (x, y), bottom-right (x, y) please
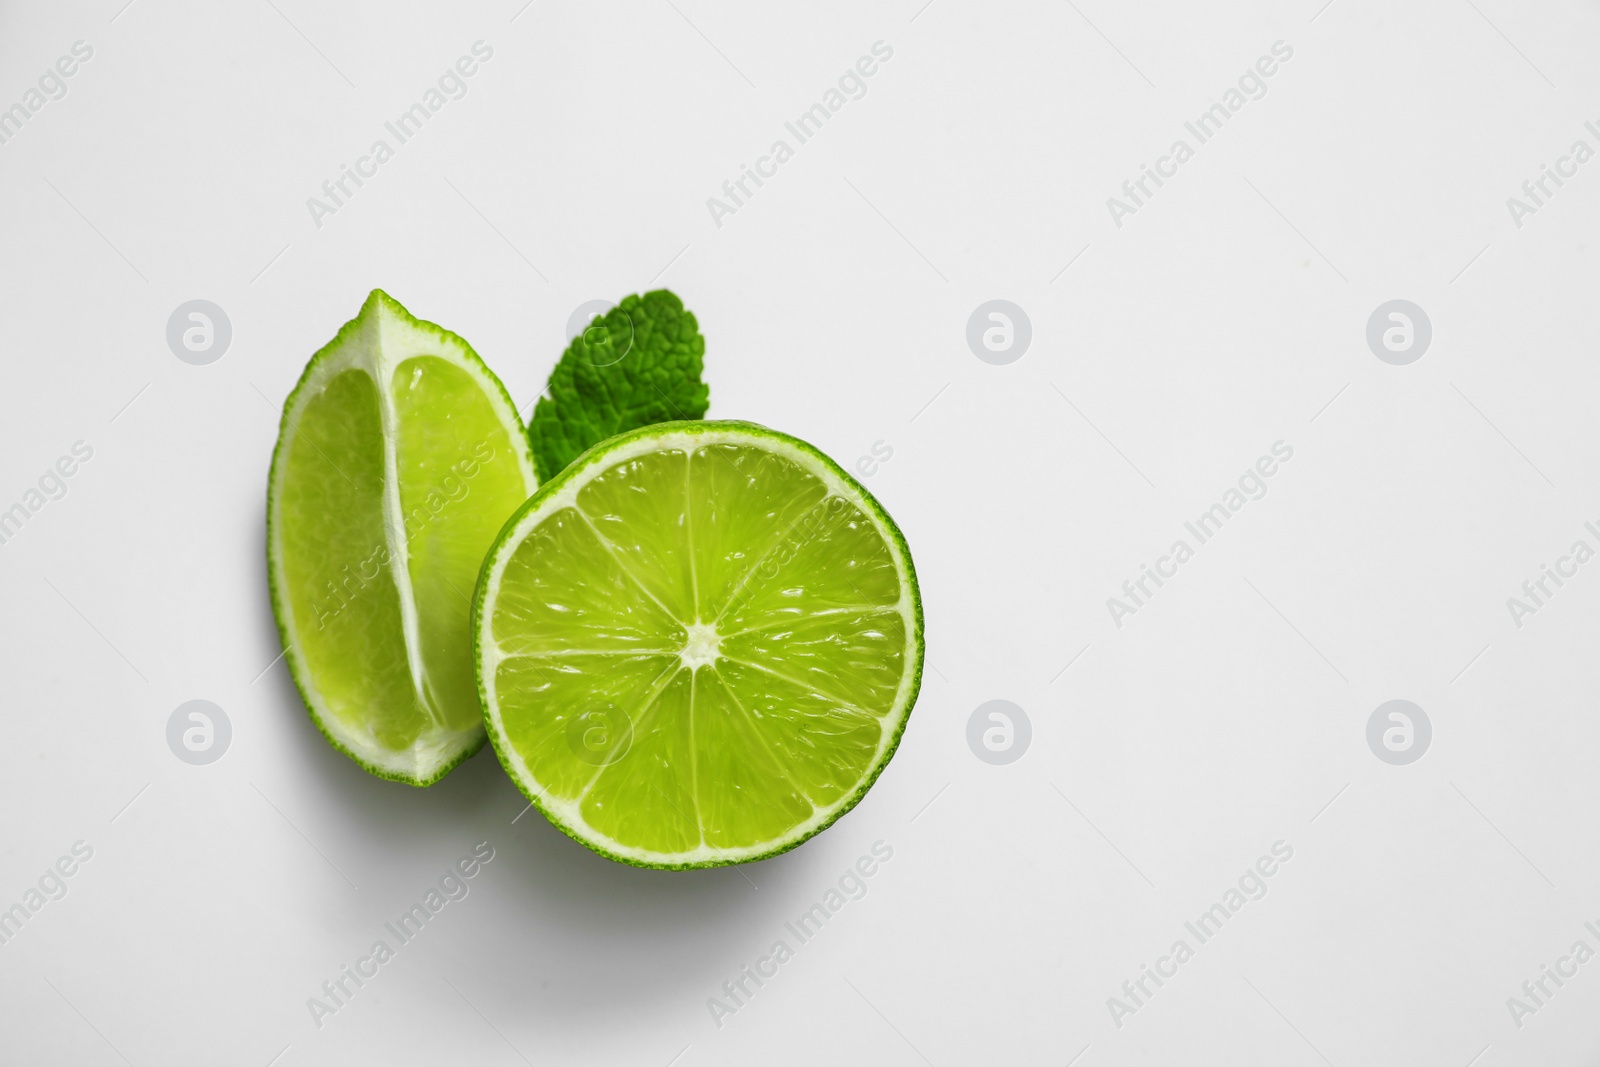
top-left (267, 290), bottom-right (538, 785)
top-left (474, 421), bottom-right (923, 867)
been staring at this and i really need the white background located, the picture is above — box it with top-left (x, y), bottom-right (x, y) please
top-left (2, 0), bottom-right (1598, 1064)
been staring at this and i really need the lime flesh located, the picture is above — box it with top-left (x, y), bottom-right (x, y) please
top-left (474, 421), bottom-right (923, 867)
top-left (267, 290), bottom-right (538, 785)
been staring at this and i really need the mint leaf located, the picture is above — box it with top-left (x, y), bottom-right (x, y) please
top-left (529, 290), bottom-right (709, 481)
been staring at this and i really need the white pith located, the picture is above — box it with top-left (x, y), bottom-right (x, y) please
top-left (268, 295), bottom-right (538, 781)
top-left (678, 621), bottom-right (721, 669)
top-left (477, 426), bottom-right (921, 866)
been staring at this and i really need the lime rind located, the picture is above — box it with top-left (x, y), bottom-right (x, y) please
top-left (473, 420), bottom-right (924, 868)
top-left (267, 290), bottom-right (538, 786)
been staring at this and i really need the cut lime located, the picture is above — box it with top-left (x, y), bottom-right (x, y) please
top-left (267, 290), bottom-right (538, 785)
top-left (474, 421), bottom-right (923, 867)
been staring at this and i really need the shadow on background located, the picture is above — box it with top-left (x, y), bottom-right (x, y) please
top-left (250, 520), bottom-right (832, 1024)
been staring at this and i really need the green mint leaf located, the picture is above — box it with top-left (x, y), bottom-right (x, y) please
top-left (529, 290), bottom-right (709, 481)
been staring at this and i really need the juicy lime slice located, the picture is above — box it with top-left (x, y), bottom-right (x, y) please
top-left (474, 421), bottom-right (923, 867)
top-left (267, 290), bottom-right (538, 785)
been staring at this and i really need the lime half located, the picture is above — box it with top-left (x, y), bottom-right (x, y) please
top-left (267, 290), bottom-right (538, 785)
top-left (474, 421), bottom-right (923, 868)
